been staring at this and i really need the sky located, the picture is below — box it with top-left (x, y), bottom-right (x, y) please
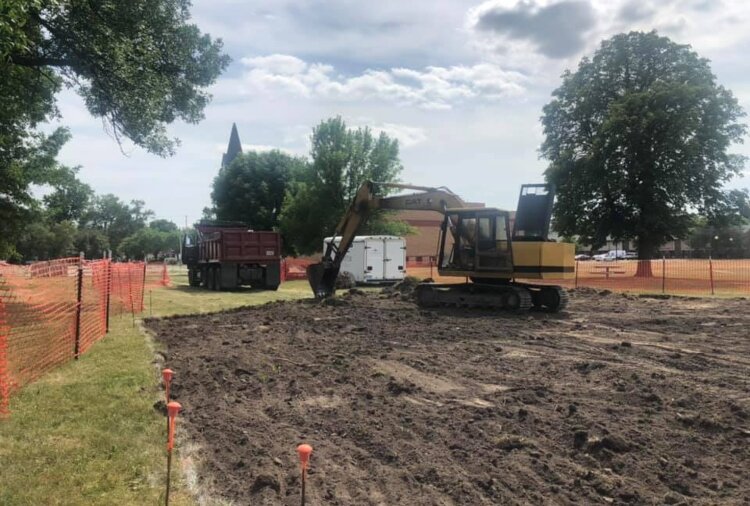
top-left (48, 0), bottom-right (750, 226)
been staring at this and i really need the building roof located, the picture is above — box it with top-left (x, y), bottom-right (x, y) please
top-left (221, 123), bottom-right (242, 168)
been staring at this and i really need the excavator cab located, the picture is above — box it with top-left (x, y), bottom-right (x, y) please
top-left (439, 208), bottom-right (514, 277)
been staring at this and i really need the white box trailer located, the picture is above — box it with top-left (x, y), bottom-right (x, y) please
top-left (323, 235), bottom-right (406, 284)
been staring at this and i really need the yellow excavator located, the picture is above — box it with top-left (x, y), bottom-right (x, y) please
top-left (307, 181), bottom-right (574, 312)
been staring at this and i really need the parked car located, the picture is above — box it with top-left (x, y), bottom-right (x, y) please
top-left (594, 250), bottom-right (638, 262)
top-left (574, 253), bottom-right (592, 261)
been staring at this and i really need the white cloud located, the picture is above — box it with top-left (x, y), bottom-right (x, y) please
top-left (228, 54), bottom-right (527, 110)
top-left (347, 118), bottom-right (428, 148)
top-left (468, 0), bottom-right (750, 73)
top-left (373, 123), bottom-right (428, 148)
top-left (243, 144), bottom-right (299, 155)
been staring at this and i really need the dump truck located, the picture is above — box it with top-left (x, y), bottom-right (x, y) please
top-left (308, 182), bottom-right (574, 312)
top-left (182, 221), bottom-right (281, 290)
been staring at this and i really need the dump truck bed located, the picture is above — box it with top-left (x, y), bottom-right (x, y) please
top-left (197, 229), bottom-right (281, 263)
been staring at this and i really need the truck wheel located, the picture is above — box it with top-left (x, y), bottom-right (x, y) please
top-left (213, 267), bottom-right (222, 291)
top-left (207, 268), bottom-right (214, 290)
top-left (188, 268), bottom-right (200, 287)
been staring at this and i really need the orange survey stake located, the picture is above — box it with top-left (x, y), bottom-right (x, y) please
top-left (162, 368), bottom-right (174, 402)
top-left (297, 443), bottom-right (313, 469)
top-left (297, 444), bottom-right (313, 506)
top-left (165, 400), bottom-right (182, 506)
top-left (167, 401), bottom-right (182, 451)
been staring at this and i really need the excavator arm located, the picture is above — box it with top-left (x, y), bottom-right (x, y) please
top-left (307, 181), bottom-right (466, 297)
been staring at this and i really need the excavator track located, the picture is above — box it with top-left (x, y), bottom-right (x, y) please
top-left (415, 283), bottom-right (533, 313)
top-left (523, 284), bottom-right (569, 313)
top-left (415, 283), bottom-right (568, 313)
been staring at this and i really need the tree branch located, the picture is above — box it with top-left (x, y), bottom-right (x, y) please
top-left (8, 55), bottom-right (73, 68)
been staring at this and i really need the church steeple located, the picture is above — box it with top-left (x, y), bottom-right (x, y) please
top-left (221, 123), bottom-right (242, 168)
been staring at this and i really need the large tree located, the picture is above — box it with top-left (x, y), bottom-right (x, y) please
top-left (279, 117), bottom-right (407, 255)
top-left (211, 150), bottom-right (307, 230)
top-left (119, 227), bottom-right (180, 260)
top-left (542, 31), bottom-right (746, 271)
top-left (3, 0), bottom-right (229, 156)
top-left (1, 0), bottom-right (227, 258)
top-left (149, 219), bottom-right (179, 233)
top-left (0, 127), bottom-right (71, 258)
top-left (81, 194), bottom-right (154, 252)
top-left (43, 166), bottom-right (94, 223)
top-left (15, 220), bottom-right (77, 261)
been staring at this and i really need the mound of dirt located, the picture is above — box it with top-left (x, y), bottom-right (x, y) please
top-left (335, 271), bottom-right (356, 289)
top-left (147, 291), bottom-right (750, 505)
top-left (381, 276), bottom-right (421, 296)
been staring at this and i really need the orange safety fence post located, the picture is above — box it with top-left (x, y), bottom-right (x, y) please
top-left (297, 443), bottom-right (313, 506)
top-left (0, 295), bottom-right (9, 418)
top-left (127, 264), bottom-right (134, 325)
top-left (74, 253), bottom-right (84, 360)
top-left (166, 400), bottom-right (182, 506)
top-left (141, 262), bottom-right (147, 311)
top-left (709, 256), bottom-right (715, 295)
top-left (162, 368), bottom-right (174, 433)
top-left (105, 257), bottom-right (112, 333)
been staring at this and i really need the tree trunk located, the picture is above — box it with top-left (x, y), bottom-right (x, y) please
top-left (635, 259), bottom-right (653, 277)
top-left (635, 237), bottom-right (655, 277)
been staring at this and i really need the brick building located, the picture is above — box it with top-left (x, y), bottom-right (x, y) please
top-left (394, 203), bottom-right (509, 263)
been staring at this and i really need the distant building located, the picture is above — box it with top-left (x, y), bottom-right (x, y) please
top-left (221, 123), bottom-right (242, 168)
top-left (394, 209), bottom-right (443, 263)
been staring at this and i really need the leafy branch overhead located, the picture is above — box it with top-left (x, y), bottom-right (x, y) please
top-left (3, 0), bottom-right (230, 156)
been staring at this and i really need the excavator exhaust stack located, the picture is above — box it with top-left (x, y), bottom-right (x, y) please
top-left (307, 262), bottom-right (339, 298)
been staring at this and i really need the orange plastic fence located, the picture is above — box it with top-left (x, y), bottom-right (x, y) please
top-left (282, 258), bottom-right (315, 281)
top-left (405, 259), bottom-right (750, 296)
top-left (0, 258), bottom-right (153, 418)
top-left (145, 263), bottom-right (171, 288)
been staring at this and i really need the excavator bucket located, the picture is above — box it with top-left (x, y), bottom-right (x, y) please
top-left (306, 262), bottom-right (340, 298)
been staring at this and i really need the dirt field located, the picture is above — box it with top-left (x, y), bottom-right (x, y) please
top-left (146, 289), bottom-right (750, 505)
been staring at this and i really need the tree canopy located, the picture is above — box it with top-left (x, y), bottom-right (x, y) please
top-left (81, 194), bottom-right (154, 252)
top-left (0, 127), bottom-right (72, 258)
top-left (541, 31), bottom-right (747, 263)
top-left (149, 219), bottom-right (179, 233)
top-left (279, 117), bottom-right (407, 255)
top-left (3, 0), bottom-right (229, 156)
top-left (1, 0), bottom-right (227, 259)
top-left (211, 151), bottom-right (307, 230)
top-left (119, 226), bottom-right (180, 260)
top-left (43, 166), bottom-right (94, 223)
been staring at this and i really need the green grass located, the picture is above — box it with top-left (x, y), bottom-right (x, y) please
top-left (144, 266), bottom-right (313, 317)
top-left (0, 266), bottom-right (313, 505)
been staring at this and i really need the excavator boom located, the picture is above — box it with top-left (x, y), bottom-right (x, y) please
top-left (307, 181), bottom-right (466, 297)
